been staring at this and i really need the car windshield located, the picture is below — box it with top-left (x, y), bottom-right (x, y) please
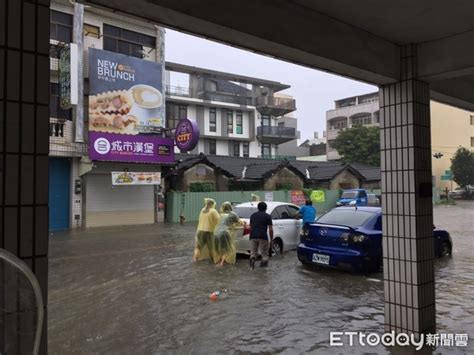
top-left (341, 191), bottom-right (358, 199)
top-left (234, 206), bottom-right (258, 219)
top-left (316, 209), bottom-right (375, 228)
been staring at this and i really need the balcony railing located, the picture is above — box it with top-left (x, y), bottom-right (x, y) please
top-left (165, 85), bottom-right (190, 97)
top-left (256, 125), bottom-right (297, 144)
top-left (50, 119), bottom-right (65, 137)
top-left (256, 95), bottom-right (296, 116)
top-left (198, 90), bottom-right (253, 106)
top-left (49, 118), bottom-right (88, 157)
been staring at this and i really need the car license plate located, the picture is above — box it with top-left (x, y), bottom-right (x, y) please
top-left (312, 253), bottom-right (330, 265)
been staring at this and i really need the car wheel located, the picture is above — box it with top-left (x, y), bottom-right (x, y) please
top-left (272, 239), bottom-right (283, 256)
top-left (440, 241), bottom-right (452, 257)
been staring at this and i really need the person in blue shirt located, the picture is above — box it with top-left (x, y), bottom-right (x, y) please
top-left (297, 200), bottom-right (316, 232)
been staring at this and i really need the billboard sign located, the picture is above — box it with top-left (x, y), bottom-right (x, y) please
top-left (88, 48), bottom-right (170, 163)
top-left (311, 190), bottom-right (325, 203)
top-left (89, 131), bottom-right (174, 163)
top-left (59, 43), bottom-right (78, 109)
top-left (111, 171), bottom-right (161, 186)
top-left (290, 190), bottom-right (306, 206)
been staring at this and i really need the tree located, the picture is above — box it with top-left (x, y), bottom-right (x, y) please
top-left (451, 147), bottom-right (474, 188)
top-left (330, 125), bottom-right (380, 166)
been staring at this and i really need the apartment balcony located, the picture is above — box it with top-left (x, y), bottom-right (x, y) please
top-left (256, 96), bottom-right (296, 116)
top-left (256, 126), bottom-right (297, 144)
top-left (165, 85), bottom-right (190, 97)
top-left (49, 118), bottom-right (87, 157)
top-left (198, 90), bottom-right (253, 106)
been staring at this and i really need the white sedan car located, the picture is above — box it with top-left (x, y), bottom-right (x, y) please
top-left (233, 201), bottom-right (302, 255)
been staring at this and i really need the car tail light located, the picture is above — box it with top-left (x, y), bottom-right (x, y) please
top-left (341, 232), bottom-right (350, 242)
top-left (243, 225), bottom-right (251, 236)
top-left (352, 234), bottom-right (366, 243)
top-left (300, 228), bottom-right (310, 243)
top-left (340, 233), bottom-right (366, 243)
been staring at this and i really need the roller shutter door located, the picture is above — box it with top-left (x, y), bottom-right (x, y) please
top-left (86, 174), bottom-right (154, 227)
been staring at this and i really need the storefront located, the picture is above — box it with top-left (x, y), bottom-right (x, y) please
top-left (84, 163), bottom-right (161, 227)
top-left (82, 49), bottom-right (198, 229)
top-left (49, 157), bottom-right (71, 231)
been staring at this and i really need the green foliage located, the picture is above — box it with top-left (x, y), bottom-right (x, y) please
top-left (330, 125), bottom-right (380, 166)
top-left (451, 147), bottom-right (474, 188)
top-left (189, 182), bottom-right (215, 192)
top-left (276, 183), bottom-right (293, 191)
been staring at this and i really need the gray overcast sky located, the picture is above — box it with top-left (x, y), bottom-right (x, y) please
top-left (165, 29), bottom-right (376, 142)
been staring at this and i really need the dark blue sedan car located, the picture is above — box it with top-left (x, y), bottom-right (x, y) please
top-left (297, 206), bottom-right (452, 273)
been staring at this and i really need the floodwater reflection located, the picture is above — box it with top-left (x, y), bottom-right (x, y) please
top-left (48, 202), bottom-right (474, 353)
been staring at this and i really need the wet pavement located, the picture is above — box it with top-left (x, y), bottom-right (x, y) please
top-left (48, 201), bottom-right (474, 354)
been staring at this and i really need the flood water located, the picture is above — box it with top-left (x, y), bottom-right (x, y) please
top-left (48, 202), bottom-right (474, 354)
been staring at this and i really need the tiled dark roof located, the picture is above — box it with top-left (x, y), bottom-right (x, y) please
top-left (349, 163), bottom-right (381, 181)
top-left (175, 154), bottom-right (381, 182)
top-left (290, 161), bottom-right (345, 180)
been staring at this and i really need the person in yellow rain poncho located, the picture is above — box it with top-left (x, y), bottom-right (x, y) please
top-left (214, 201), bottom-right (245, 266)
top-left (193, 198), bottom-right (220, 262)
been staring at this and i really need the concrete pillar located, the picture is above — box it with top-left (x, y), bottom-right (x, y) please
top-left (0, 0), bottom-right (50, 353)
top-left (379, 45), bottom-right (435, 337)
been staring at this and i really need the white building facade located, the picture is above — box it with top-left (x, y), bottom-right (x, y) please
top-left (49, 0), bottom-right (297, 230)
top-left (326, 92), bottom-right (380, 160)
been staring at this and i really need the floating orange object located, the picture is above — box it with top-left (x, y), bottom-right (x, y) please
top-left (209, 293), bottom-right (218, 301)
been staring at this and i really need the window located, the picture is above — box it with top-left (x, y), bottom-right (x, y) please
top-left (166, 103), bottom-right (187, 129)
top-left (286, 205), bottom-right (300, 218)
top-left (243, 142), bottom-right (249, 157)
top-left (84, 24), bottom-right (100, 39)
top-left (374, 111), bottom-right (380, 124)
top-left (471, 115), bottom-right (474, 125)
top-left (262, 115), bottom-right (270, 126)
top-left (50, 10), bottom-right (73, 43)
top-left (278, 122), bottom-right (285, 127)
top-left (262, 144), bottom-right (271, 157)
top-left (471, 137), bottom-right (474, 147)
top-left (236, 111), bottom-right (243, 134)
top-left (227, 110), bottom-right (234, 134)
top-left (50, 83), bottom-right (72, 120)
top-left (271, 206), bottom-right (291, 220)
top-left (360, 96), bottom-right (378, 104)
top-left (179, 105), bottom-right (187, 119)
top-left (103, 24), bottom-right (155, 58)
top-left (329, 118), bottom-right (348, 130)
top-left (209, 108), bottom-right (217, 132)
top-left (234, 206), bottom-right (258, 218)
top-left (209, 140), bottom-right (216, 155)
top-left (207, 80), bottom-right (217, 92)
top-left (316, 209), bottom-right (376, 228)
top-left (233, 142), bottom-right (240, 157)
top-left (351, 114), bottom-right (372, 126)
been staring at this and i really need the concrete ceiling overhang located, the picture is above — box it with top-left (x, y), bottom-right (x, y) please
top-left (84, 0), bottom-right (474, 111)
